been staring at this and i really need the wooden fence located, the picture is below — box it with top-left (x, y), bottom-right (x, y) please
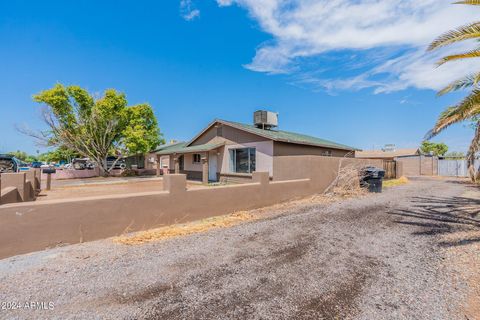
top-left (382, 160), bottom-right (396, 179)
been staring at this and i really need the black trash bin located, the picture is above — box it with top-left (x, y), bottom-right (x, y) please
top-left (360, 166), bottom-right (385, 193)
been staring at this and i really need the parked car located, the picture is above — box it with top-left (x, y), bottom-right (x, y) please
top-left (0, 154), bottom-right (21, 173)
top-left (70, 158), bottom-right (95, 170)
top-left (107, 156), bottom-right (126, 170)
top-left (31, 161), bottom-right (43, 168)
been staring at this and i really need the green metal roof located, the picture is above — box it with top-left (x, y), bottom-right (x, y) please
top-left (217, 120), bottom-right (358, 151)
top-left (152, 141), bottom-right (187, 153)
top-left (155, 141), bottom-right (225, 155)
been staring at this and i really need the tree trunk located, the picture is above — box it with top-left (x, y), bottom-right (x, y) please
top-left (466, 122), bottom-right (480, 183)
top-left (94, 157), bottom-right (109, 177)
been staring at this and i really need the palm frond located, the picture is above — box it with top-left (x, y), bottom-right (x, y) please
top-left (454, 1), bottom-right (480, 5)
top-left (436, 49), bottom-right (480, 65)
top-left (425, 89), bottom-right (480, 139)
top-left (428, 22), bottom-right (480, 51)
top-left (437, 73), bottom-right (480, 96)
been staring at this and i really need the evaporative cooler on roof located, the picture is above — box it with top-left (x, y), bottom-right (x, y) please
top-left (253, 110), bottom-right (278, 130)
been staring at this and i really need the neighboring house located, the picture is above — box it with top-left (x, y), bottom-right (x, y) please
top-left (149, 111), bottom-right (358, 183)
top-left (355, 148), bottom-right (421, 160)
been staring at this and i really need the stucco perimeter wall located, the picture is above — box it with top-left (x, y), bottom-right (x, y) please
top-left (396, 156), bottom-right (438, 177)
top-left (42, 168), bottom-right (101, 180)
top-left (0, 173), bottom-right (313, 259)
top-left (0, 157), bottom-right (385, 259)
top-left (273, 156), bottom-right (383, 189)
top-left (0, 169), bottom-right (41, 205)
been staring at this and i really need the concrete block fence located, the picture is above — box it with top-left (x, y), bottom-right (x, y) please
top-left (0, 169), bottom-right (41, 205)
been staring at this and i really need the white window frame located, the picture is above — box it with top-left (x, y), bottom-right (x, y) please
top-left (229, 147), bottom-right (256, 173)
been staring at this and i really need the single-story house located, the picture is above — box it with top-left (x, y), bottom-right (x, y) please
top-left (355, 148), bottom-right (421, 160)
top-left (148, 111), bottom-right (358, 183)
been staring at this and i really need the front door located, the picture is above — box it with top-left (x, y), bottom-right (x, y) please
top-left (208, 151), bottom-right (217, 181)
top-left (178, 155), bottom-right (184, 171)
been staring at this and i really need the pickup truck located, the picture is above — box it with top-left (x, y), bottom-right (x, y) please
top-left (0, 154), bottom-right (22, 173)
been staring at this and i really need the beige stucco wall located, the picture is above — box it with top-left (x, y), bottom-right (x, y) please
top-left (272, 156), bottom-right (383, 183)
top-left (183, 153), bottom-right (205, 172)
top-left (144, 153), bottom-right (157, 170)
top-left (274, 141), bottom-right (354, 158)
top-left (191, 123), bottom-right (269, 146)
top-left (221, 140), bottom-right (274, 176)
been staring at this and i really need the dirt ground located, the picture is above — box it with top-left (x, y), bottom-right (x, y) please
top-left (0, 177), bottom-right (479, 319)
top-left (37, 176), bottom-right (204, 201)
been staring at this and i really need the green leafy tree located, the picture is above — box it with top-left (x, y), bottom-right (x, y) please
top-left (38, 146), bottom-right (79, 163)
top-left (420, 141), bottom-right (448, 156)
top-left (122, 104), bottom-right (162, 154)
top-left (444, 151), bottom-right (466, 159)
top-left (8, 150), bottom-right (38, 162)
top-left (425, 1), bottom-right (480, 181)
top-left (29, 84), bottom-right (163, 175)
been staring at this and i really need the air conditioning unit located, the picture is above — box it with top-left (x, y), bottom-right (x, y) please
top-left (253, 110), bottom-right (278, 130)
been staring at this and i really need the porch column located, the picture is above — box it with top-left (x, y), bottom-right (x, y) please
top-left (156, 155), bottom-right (161, 177)
top-left (174, 155), bottom-right (180, 174)
top-left (202, 152), bottom-right (209, 185)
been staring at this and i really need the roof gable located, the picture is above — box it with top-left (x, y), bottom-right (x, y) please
top-left (186, 119), bottom-right (358, 151)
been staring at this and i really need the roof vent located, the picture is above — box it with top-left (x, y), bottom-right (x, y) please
top-left (253, 110), bottom-right (278, 130)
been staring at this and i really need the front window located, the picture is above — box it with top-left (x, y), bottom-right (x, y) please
top-left (229, 148), bottom-right (256, 173)
top-left (192, 153), bottom-right (201, 164)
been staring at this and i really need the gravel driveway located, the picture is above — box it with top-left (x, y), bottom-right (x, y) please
top-left (1, 177), bottom-right (479, 319)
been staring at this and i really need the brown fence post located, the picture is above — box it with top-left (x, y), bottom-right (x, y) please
top-left (202, 153), bottom-right (209, 185)
top-left (33, 168), bottom-right (42, 192)
top-left (46, 174), bottom-right (52, 191)
top-left (163, 174), bottom-right (187, 194)
top-left (396, 161), bottom-right (403, 178)
top-left (156, 155), bottom-right (161, 177)
top-left (25, 170), bottom-right (36, 201)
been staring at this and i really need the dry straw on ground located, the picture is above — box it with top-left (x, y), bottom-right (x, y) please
top-left (383, 176), bottom-right (409, 188)
top-left (324, 163), bottom-right (368, 198)
top-left (114, 212), bottom-right (255, 245)
top-left (114, 163), bottom-right (374, 245)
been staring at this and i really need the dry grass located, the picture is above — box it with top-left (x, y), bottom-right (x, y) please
top-left (114, 211), bottom-right (256, 245)
top-left (383, 176), bottom-right (409, 188)
top-left (115, 163), bottom-right (371, 246)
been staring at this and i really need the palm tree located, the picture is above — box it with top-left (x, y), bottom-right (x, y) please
top-left (426, 0), bottom-right (480, 181)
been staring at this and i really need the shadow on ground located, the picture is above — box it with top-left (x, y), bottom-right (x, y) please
top-left (388, 195), bottom-right (480, 247)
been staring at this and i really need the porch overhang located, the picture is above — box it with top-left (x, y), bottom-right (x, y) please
top-left (155, 142), bottom-right (225, 156)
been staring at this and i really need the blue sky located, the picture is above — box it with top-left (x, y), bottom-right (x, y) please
top-left (0, 0), bottom-right (476, 154)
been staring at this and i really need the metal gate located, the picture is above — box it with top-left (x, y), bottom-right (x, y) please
top-left (438, 159), bottom-right (479, 177)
